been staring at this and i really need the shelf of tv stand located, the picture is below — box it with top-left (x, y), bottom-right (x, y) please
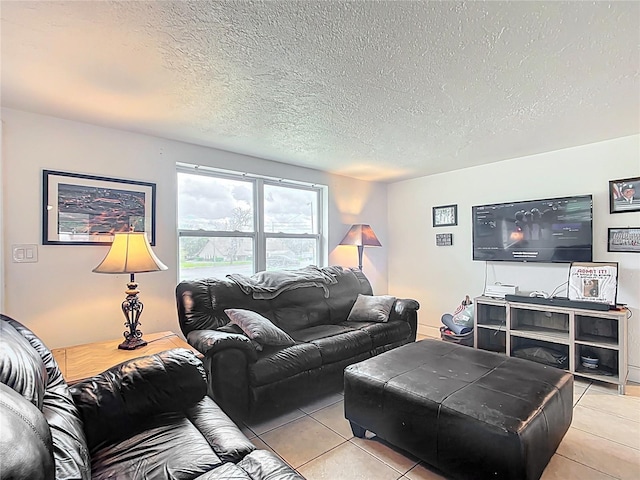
top-left (575, 335), bottom-right (619, 350)
top-left (474, 296), bottom-right (629, 394)
top-left (510, 326), bottom-right (570, 344)
top-left (574, 366), bottom-right (619, 384)
top-left (477, 323), bottom-right (504, 331)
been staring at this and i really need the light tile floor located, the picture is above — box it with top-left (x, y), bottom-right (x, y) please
top-left (241, 335), bottom-right (640, 480)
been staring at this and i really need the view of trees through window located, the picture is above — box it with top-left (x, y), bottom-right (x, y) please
top-left (177, 169), bottom-right (322, 280)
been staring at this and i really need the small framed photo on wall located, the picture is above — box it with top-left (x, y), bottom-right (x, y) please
top-left (432, 204), bottom-right (458, 227)
top-left (608, 227), bottom-right (640, 253)
top-left (436, 233), bottom-right (453, 246)
top-left (609, 176), bottom-right (640, 213)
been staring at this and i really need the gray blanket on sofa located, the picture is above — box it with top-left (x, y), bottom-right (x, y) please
top-left (227, 265), bottom-right (343, 299)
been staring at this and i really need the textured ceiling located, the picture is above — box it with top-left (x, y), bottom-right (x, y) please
top-left (1, 1), bottom-right (638, 182)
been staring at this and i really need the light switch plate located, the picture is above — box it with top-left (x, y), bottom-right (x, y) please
top-left (12, 244), bottom-right (38, 263)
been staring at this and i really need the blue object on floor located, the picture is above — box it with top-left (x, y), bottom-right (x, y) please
top-left (441, 313), bottom-right (473, 335)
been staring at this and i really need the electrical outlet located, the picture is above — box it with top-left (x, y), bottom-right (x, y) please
top-left (12, 244), bottom-right (38, 263)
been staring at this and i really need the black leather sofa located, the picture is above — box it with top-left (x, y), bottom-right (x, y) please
top-left (0, 314), bottom-right (303, 480)
top-left (176, 266), bottom-right (419, 419)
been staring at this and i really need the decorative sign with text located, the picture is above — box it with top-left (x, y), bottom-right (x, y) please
top-left (568, 262), bottom-right (618, 306)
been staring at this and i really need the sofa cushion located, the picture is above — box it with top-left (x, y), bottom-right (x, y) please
top-left (249, 343), bottom-right (323, 387)
top-left (71, 349), bottom-right (207, 452)
top-left (290, 325), bottom-right (373, 364)
top-left (339, 320), bottom-right (412, 349)
top-left (90, 414), bottom-right (223, 480)
top-left (347, 294), bottom-right (396, 323)
top-left (289, 324), bottom-right (354, 343)
top-left (225, 309), bottom-right (296, 351)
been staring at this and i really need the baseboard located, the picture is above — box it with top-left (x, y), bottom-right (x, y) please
top-left (628, 365), bottom-right (640, 384)
top-left (417, 323), bottom-right (440, 339)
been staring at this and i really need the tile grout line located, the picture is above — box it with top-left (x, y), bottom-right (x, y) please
top-left (573, 387), bottom-right (589, 406)
top-left (246, 409), bottom-right (307, 436)
top-left (292, 437), bottom-right (351, 472)
top-left (248, 394), bottom-right (345, 436)
top-left (568, 424), bottom-right (640, 452)
top-left (258, 412), bottom-right (350, 472)
top-left (300, 397), bottom-right (344, 416)
top-left (575, 402), bottom-right (640, 425)
top-left (261, 408), bottom-right (416, 477)
top-left (304, 403), bottom-right (421, 476)
top-left (347, 437), bottom-right (419, 476)
top-left (581, 384), bottom-right (640, 402)
top-left (250, 401), bottom-right (339, 472)
top-left (554, 452), bottom-right (621, 479)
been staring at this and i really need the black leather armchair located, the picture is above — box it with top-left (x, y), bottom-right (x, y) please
top-left (0, 314), bottom-right (302, 480)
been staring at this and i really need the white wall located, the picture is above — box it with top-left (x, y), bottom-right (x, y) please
top-left (1, 108), bottom-right (388, 347)
top-left (0, 118), bottom-right (5, 312)
top-left (388, 135), bottom-right (640, 381)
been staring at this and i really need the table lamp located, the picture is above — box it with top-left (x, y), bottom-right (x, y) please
top-left (339, 224), bottom-right (381, 270)
top-left (93, 232), bottom-right (167, 350)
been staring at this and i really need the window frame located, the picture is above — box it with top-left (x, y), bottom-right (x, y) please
top-left (177, 165), bottom-right (324, 278)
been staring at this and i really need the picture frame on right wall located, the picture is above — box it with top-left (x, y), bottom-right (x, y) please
top-left (608, 227), bottom-right (640, 253)
top-left (609, 176), bottom-right (640, 213)
top-left (432, 204), bottom-right (458, 227)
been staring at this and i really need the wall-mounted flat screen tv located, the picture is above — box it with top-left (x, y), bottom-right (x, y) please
top-left (472, 195), bottom-right (593, 263)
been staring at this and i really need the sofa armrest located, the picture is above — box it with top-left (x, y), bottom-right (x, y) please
top-left (390, 298), bottom-right (420, 341)
top-left (392, 298), bottom-right (420, 317)
top-left (70, 348), bottom-right (206, 451)
top-left (187, 329), bottom-right (258, 363)
top-left (237, 450), bottom-right (306, 479)
top-left (186, 395), bottom-right (255, 463)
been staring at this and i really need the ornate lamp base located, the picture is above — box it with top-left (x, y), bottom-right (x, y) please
top-left (118, 275), bottom-right (148, 350)
top-left (118, 336), bottom-right (148, 350)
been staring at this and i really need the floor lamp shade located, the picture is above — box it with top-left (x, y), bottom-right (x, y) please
top-left (339, 224), bottom-right (381, 270)
top-left (93, 232), bottom-right (167, 350)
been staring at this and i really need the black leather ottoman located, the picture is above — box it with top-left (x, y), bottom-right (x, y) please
top-left (344, 339), bottom-right (573, 480)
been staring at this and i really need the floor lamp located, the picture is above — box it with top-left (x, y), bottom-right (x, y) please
top-left (339, 224), bottom-right (381, 271)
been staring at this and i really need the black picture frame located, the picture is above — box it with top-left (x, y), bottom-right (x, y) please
top-left (43, 170), bottom-right (156, 245)
top-left (609, 176), bottom-right (640, 213)
top-left (432, 204), bottom-right (458, 227)
top-left (608, 227), bottom-right (640, 253)
top-left (435, 233), bottom-right (453, 246)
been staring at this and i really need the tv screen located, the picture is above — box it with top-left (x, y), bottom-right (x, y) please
top-left (472, 195), bottom-right (593, 263)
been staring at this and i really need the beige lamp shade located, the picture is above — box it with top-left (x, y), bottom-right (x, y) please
top-left (339, 224), bottom-right (382, 247)
top-left (93, 232), bottom-right (167, 274)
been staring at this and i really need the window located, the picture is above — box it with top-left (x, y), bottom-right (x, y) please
top-left (177, 166), bottom-right (323, 280)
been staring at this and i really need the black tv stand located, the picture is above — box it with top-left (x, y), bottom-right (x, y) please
top-left (504, 294), bottom-right (610, 311)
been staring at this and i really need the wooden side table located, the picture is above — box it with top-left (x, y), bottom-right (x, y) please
top-left (52, 331), bottom-right (202, 385)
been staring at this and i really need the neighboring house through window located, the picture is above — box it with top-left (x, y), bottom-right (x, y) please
top-left (177, 164), bottom-right (325, 281)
